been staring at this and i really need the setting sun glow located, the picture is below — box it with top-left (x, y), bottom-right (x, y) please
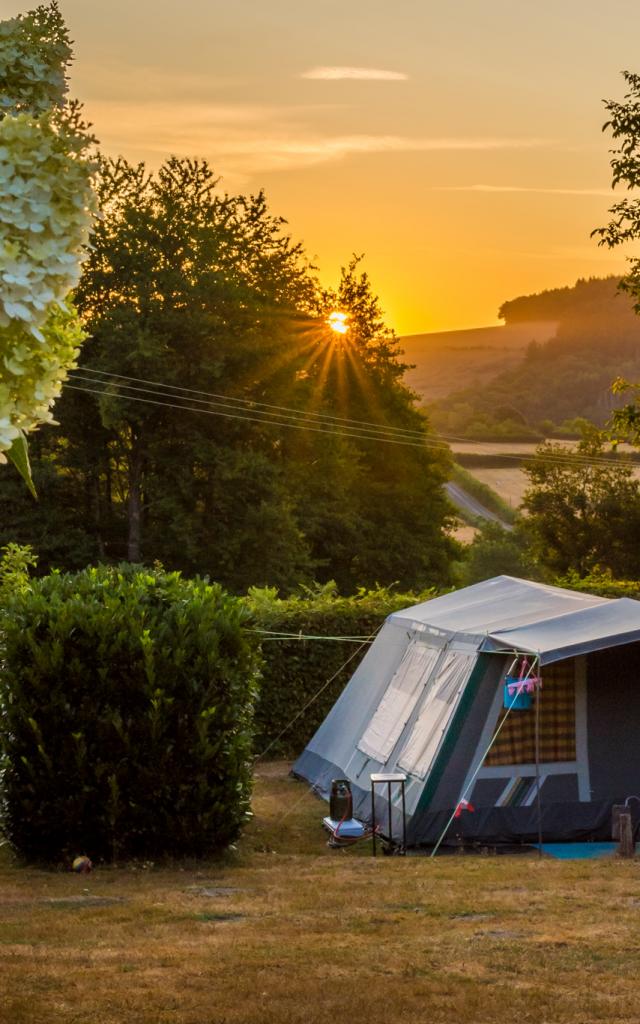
top-left (327, 311), bottom-right (349, 335)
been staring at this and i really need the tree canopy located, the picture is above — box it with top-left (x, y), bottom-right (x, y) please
top-left (519, 432), bottom-right (640, 578)
top-left (0, 157), bottom-right (456, 594)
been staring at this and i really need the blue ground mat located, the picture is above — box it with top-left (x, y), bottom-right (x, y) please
top-left (536, 842), bottom-right (635, 860)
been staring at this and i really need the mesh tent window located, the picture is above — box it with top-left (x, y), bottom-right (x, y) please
top-left (357, 641), bottom-right (441, 763)
top-left (397, 650), bottom-right (476, 778)
top-left (484, 659), bottom-right (576, 766)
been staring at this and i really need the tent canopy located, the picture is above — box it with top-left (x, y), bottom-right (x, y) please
top-left (390, 576), bottom-right (640, 665)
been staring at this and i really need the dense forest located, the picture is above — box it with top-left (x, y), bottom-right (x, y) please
top-left (431, 277), bottom-right (640, 438)
top-left (0, 158), bottom-right (457, 594)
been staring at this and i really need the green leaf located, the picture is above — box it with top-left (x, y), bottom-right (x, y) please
top-left (6, 432), bottom-right (37, 499)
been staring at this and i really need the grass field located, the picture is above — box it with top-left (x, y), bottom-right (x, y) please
top-left (2, 762), bottom-right (640, 1023)
top-left (467, 466), bottom-right (529, 509)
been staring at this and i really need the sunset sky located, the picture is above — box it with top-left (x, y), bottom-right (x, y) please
top-left (14, 0), bottom-right (640, 334)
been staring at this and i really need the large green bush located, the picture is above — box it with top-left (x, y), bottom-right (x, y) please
top-left (247, 583), bottom-right (435, 759)
top-left (0, 565), bottom-right (259, 862)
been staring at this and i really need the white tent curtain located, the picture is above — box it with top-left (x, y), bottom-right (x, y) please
top-left (357, 641), bottom-right (441, 763)
top-left (398, 651), bottom-right (476, 778)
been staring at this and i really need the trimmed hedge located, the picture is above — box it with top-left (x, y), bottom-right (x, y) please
top-left (0, 565), bottom-right (260, 863)
top-left (247, 583), bottom-right (436, 759)
top-left (556, 570), bottom-right (640, 600)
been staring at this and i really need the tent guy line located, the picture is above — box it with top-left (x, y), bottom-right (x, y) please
top-left (430, 653), bottom-right (541, 858)
top-left (255, 622), bottom-right (384, 763)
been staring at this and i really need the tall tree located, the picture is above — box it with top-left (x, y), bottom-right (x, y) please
top-left (73, 157), bottom-right (316, 576)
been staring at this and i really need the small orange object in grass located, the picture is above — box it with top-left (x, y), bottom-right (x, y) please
top-left (71, 855), bottom-right (93, 873)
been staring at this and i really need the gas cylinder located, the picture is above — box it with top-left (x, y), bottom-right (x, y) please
top-left (329, 779), bottom-right (352, 821)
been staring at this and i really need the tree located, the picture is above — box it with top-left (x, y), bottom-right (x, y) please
top-left (72, 156), bottom-right (317, 580)
top-left (593, 72), bottom-right (640, 308)
top-left (0, 3), bottom-right (96, 488)
top-left (1, 165), bottom-right (457, 593)
top-left (519, 431), bottom-right (640, 578)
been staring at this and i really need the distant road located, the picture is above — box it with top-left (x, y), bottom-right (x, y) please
top-left (444, 481), bottom-right (514, 532)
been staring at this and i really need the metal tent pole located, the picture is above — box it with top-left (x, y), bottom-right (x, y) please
top-left (535, 657), bottom-right (543, 857)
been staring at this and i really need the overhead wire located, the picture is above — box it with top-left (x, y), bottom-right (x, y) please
top-left (64, 382), bottom-right (441, 450)
top-left (74, 366), bottom-right (634, 466)
top-left (74, 366), bottom-right (433, 441)
top-left (69, 371), bottom-right (435, 446)
top-left (65, 371), bottom-right (638, 470)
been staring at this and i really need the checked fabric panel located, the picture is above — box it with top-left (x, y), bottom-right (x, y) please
top-left (484, 659), bottom-right (576, 766)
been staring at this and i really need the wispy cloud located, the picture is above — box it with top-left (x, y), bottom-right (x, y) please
top-left (436, 184), bottom-right (613, 197)
top-left (86, 95), bottom-right (553, 182)
top-left (301, 66), bottom-right (408, 81)
top-left (210, 135), bottom-right (553, 170)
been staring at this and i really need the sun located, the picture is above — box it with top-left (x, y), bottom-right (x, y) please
top-left (327, 310), bottom-right (349, 335)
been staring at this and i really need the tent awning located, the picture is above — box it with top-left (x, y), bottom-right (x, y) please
top-left (481, 598), bottom-right (640, 665)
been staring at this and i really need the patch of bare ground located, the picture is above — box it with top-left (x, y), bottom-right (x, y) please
top-left (2, 763), bottom-right (640, 1023)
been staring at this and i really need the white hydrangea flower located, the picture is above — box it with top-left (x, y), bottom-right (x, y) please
top-left (0, 3), bottom-right (97, 459)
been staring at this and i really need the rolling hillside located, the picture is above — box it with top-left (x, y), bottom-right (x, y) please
top-left (404, 277), bottom-right (640, 438)
top-left (401, 321), bottom-right (557, 402)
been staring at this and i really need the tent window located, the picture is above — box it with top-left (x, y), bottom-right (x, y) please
top-left (484, 659), bottom-right (576, 766)
top-left (357, 641), bottom-right (441, 763)
top-left (398, 651), bottom-right (476, 778)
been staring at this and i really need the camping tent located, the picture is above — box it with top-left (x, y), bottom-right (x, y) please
top-left (293, 576), bottom-right (640, 847)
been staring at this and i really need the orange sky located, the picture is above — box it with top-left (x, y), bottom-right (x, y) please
top-left (13, 0), bottom-right (640, 334)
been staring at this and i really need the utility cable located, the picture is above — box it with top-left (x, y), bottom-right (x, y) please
top-left (69, 371), bottom-right (435, 445)
top-left (73, 366), bottom-right (433, 442)
top-left (64, 382), bottom-right (460, 451)
top-left (65, 380), bottom-right (634, 470)
top-left (68, 369), bottom-right (635, 471)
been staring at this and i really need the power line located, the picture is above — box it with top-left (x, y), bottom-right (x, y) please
top-left (71, 367), bottom-right (636, 470)
top-left (69, 371), bottom-right (435, 446)
top-left (74, 366), bottom-right (431, 442)
top-left (64, 382), bottom-right (437, 450)
top-left (65, 375), bottom-right (637, 471)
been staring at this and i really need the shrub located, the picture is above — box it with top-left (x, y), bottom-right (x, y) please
top-left (0, 542), bottom-right (37, 605)
top-left (247, 582), bottom-right (436, 759)
top-left (459, 521), bottom-right (539, 587)
top-left (0, 564), bottom-right (259, 862)
top-left (556, 570), bottom-right (640, 600)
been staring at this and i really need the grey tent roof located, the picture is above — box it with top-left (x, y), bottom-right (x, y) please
top-left (390, 576), bottom-right (640, 665)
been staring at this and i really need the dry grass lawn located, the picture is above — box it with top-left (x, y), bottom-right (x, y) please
top-left (2, 762), bottom-right (640, 1023)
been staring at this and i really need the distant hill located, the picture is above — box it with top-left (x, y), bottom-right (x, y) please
top-left (404, 277), bottom-right (640, 438)
top-left (401, 321), bottom-right (557, 402)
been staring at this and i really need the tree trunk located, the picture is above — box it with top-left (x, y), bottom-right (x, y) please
top-left (93, 474), bottom-right (105, 560)
top-left (127, 432), bottom-right (143, 563)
